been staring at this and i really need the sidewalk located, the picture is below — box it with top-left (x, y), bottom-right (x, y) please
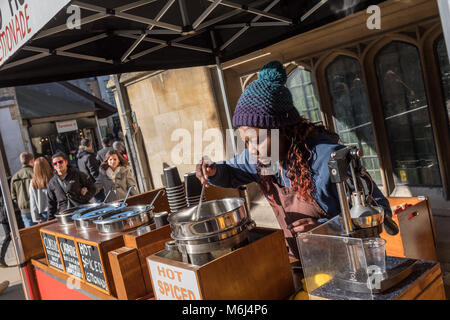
top-left (0, 227), bottom-right (26, 300)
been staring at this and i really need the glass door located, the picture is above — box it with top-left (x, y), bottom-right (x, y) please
top-left (375, 41), bottom-right (441, 187)
top-left (326, 56), bottom-right (382, 185)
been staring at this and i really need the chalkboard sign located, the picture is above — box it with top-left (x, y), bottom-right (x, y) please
top-left (42, 232), bottom-right (64, 271)
top-left (58, 237), bottom-right (82, 279)
top-left (77, 242), bottom-right (107, 291)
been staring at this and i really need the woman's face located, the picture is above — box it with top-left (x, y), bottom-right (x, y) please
top-left (238, 126), bottom-right (273, 165)
top-left (107, 154), bottom-right (120, 170)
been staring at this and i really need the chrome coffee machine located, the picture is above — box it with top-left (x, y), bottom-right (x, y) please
top-left (328, 146), bottom-right (399, 239)
top-left (324, 146), bottom-right (417, 294)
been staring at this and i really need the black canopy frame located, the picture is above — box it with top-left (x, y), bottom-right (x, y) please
top-left (0, 0), bottom-right (386, 87)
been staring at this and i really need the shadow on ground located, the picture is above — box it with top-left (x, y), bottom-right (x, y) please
top-left (0, 283), bottom-right (25, 300)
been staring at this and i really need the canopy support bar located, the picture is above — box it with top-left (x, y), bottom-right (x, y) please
top-left (0, 149), bottom-right (30, 300)
top-left (34, 13), bottom-right (108, 41)
top-left (215, 21), bottom-right (289, 28)
top-left (113, 75), bottom-right (145, 193)
top-left (121, 0), bottom-right (176, 62)
top-left (178, 0), bottom-right (191, 27)
top-left (209, 0), bottom-right (292, 24)
top-left (220, 0), bottom-right (280, 51)
top-left (301, 0), bottom-right (328, 22)
top-left (210, 30), bottom-right (237, 156)
top-left (192, 0), bottom-right (223, 29)
top-left (117, 33), bottom-right (213, 53)
top-left (196, 0), bottom-right (269, 30)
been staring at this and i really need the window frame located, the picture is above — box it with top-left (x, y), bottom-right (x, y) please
top-left (315, 50), bottom-right (388, 190)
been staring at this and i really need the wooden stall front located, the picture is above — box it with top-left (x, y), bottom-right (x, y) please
top-left (14, 186), bottom-right (446, 300)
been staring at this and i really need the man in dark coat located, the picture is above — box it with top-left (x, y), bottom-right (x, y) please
top-left (10, 152), bottom-right (35, 227)
top-left (47, 152), bottom-right (96, 220)
top-left (77, 138), bottom-right (104, 202)
top-left (96, 137), bottom-right (113, 163)
top-left (77, 139), bottom-right (100, 181)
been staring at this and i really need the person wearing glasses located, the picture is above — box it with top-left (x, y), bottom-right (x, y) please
top-left (46, 152), bottom-right (96, 220)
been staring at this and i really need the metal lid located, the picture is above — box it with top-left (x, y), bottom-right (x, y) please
top-left (71, 202), bottom-right (126, 221)
top-left (168, 198), bottom-right (250, 241)
top-left (168, 198), bottom-right (245, 224)
top-left (93, 205), bottom-right (153, 225)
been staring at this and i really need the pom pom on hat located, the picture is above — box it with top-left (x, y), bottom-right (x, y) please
top-left (258, 60), bottom-right (287, 85)
top-left (232, 60), bottom-right (301, 129)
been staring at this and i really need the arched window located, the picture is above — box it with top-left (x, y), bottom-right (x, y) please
top-left (435, 35), bottom-right (450, 131)
top-left (286, 67), bottom-right (322, 124)
top-left (326, 56), bottom-right (382, 185)
top-left (375, 41), bottom-right (441, 186)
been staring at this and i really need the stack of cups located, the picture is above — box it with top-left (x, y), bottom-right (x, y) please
top-left (164, 166), bottom-right (187, 213)
top-left (184, 171), bottom-right (206, 207)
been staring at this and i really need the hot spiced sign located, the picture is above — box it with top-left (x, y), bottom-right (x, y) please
top-left (148, 260), bottom-right (201, 300)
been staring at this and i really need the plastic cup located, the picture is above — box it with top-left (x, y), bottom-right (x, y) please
top-left (184, 171), bottom-right (203, 197)
top-left (363, 238), bottom-right (386, 275)
top-left (164, 166), bottom-right (182, 188)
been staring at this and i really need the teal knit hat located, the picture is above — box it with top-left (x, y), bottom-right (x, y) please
top-left (232, 60), bottom-right (301, 129)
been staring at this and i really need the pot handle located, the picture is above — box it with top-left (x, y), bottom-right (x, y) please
top-left (149, 189), bottom-right (166, 209)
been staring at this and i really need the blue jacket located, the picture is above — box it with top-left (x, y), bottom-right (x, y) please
top-left (208, 131), bottom-right (392, 218)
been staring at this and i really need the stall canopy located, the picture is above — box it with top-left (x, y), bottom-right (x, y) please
top-left (0, 0), bottom-right (384, 88)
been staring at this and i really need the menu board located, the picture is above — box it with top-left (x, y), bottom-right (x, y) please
top-left (58, 237), bottom-right (83, 279)
top-left (77, 242), bottom-right (107, 291)
top-left (41, 232), bottom-right (64, 271)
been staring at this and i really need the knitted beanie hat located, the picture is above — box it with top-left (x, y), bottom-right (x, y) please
top-left (232, 60), bottom-right (301, 129)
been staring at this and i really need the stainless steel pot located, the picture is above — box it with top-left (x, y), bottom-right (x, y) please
top-left (72, 202), bottom-right (126, 231)
top-left (168, 197), bottom-right (250, 241)
top-left (55, 203), bottom-right (105, 226)
top-left (93, 204), bottom-right (154, 234)
top-left (166, 197), bottom-right (254, 266)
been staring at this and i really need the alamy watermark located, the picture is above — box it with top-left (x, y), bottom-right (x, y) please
top-left (168, 121), bottom-right (280, 175)
top-left (66, 5), bottom-right (81, 30)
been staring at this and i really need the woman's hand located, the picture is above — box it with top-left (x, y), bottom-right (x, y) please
top-left (195, 157), bottom-right (217, 186)
top-left (288, 218), bottom-right (320, 235)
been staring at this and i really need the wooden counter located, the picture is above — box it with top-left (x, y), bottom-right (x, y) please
top-left (382, 197), bottom-right (437, 261)
top-left (308, 257), bottom-right (445, 300)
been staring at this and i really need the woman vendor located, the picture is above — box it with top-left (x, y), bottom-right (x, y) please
top-left (196, 60), bottom-right (391, 261)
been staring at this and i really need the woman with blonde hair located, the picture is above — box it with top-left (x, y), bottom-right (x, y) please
top-left (29, 157), bottom-right (53, 223)
top-left (96, 150), bottom-right (137, 202)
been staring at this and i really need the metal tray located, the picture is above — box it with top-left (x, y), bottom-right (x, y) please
top-left (93, 205), bottom-right (154, 234)
top-left (55, 203), bottom-right (105, 226)
top-left (72, 202), bottom-right (126, 231)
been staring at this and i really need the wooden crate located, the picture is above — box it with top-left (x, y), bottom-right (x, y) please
top-left (107, 224), bottom-right (173, 300)
top-left (40, 223), bottom-right (124, 296)
top-left (381, 197), bottom-right (437, 261)
top-left (147, 228), bottom-right (295, 300)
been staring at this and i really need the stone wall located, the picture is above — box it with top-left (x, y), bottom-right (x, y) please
top-left (123, 67), bottom-right (224, 188)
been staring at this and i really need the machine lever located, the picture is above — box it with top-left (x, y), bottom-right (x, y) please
top-left (383, 214), bottom-right (399, 236)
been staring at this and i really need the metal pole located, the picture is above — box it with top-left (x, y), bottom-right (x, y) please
top-left (336, 182), bottom-right (354, 235)
top-left (0, 147), bottom-right (31, 299)
top-left (95, 115), bottom-right (103, 147)
top-left (113, 74), bottom-right (144, 193)
top-left (438, 0), bottom-right (450, 61)
top-left (210, 31), bottom-right (237, 156)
